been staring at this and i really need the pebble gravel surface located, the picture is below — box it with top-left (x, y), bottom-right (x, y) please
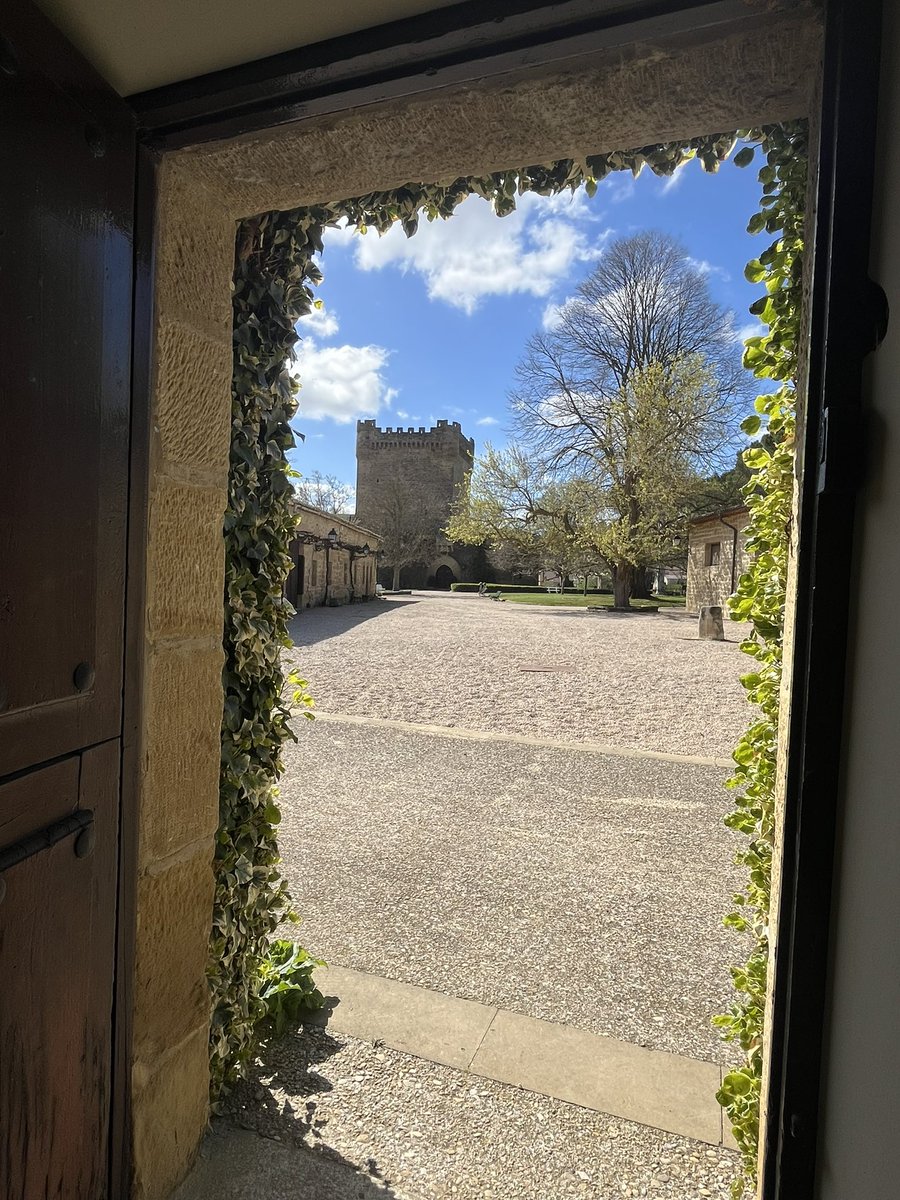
top-left (285, 593), bottom-right (752, 759)
top-left (204, 1027), bottom-right (740, 1200)
top-left (202, 589), bottom-right (753, 1200)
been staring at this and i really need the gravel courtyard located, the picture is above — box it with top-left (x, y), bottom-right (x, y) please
top-left (286, 592), bottom-right (751, 759)
top-left (184, 592), bottom-right (753, 1200)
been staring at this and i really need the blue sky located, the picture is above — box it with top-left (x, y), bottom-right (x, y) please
top-left (288, 154), bottom-right (766, 499)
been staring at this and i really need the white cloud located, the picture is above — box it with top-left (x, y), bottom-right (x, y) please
top-left (350, 192), bottom-right (609, 315)
top-left (661, 166), bottom-right (688, 195)
top-left (292, 342), bottom-right (394, 423)
top-left (604, 173), bottom-right (637, 204)
top-left (296, 303), bottom-right (339, 339)
top-left (323, 218), bottom-right (358, 246)
top-left (688, 257), bottom-right (731, 283)
top-left (542, 300), bottom-right (569, 330)
top-left (476, 416), bottom-right (500, 426)
top-left (736, 320), bottom-right (766, 344)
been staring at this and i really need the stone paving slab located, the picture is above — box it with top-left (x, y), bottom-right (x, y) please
top-left (321, 965), bottom-right (495, 1071)
top-left (315, 964), bottom-right (726, 1147)
top-left (469, 1008), bottom-right (722, 1146)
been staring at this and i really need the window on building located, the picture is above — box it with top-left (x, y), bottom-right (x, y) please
top-left (311, 560), bottom-right (318, 586)
top-left (705, 542), bottom-right (721, 567)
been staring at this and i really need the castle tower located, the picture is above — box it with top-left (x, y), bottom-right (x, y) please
top-left (355, 419), bottom-right (476, 588)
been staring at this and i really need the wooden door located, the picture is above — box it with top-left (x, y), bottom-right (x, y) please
top-left (0, 5), bottom-right (135, 1196)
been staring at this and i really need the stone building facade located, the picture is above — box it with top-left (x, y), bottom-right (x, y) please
top-left (285, 501), bottom-right (380, 609)
top-left (354, 419), bottom-right (481, 588)
top-left (685, 505), bottom-right (751, 613)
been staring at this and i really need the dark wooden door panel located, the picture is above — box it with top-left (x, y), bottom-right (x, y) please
top-left (0, 754), bottom-right (80, 849)
top-left (0, 9), bottom-right (134, 776)
top-left (0, 742), bottom-right (119, 1200)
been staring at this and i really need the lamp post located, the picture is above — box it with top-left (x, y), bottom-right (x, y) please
top-left (348, 542), bottom-right (370, 602)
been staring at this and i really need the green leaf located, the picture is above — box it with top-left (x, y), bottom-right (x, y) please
top-left (741, 414), bottom-right (762, 436)
top-left (733, 145), bottom-right (755, 168)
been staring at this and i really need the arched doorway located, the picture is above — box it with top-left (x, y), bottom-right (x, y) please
top-left (434, 564), bottom-right (456, 589)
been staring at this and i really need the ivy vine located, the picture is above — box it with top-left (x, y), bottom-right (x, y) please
top-left (213, 125), bottom-right (802, 1186)
top-left (212, 212), bottom-right (320, 1096)
top-left (714, 119), bottom-right (807, 1193)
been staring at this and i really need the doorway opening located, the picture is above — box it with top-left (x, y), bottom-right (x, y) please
top-left (193, 114), bottom-right (808, 1200)
top-left (433, 564), bottom-right (456, 589)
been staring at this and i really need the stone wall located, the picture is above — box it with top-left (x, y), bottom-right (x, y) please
top-left (132, 158), bottom-right (235, 1199)
top-left (286, 502), bottom-right (380, 608)
top-left (355, 419), bottom-right (474, 527)
top-left (685, 509), bottom-right (751, 613)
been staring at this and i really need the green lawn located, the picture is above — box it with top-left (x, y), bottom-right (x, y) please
top-left (498, 591), bottom-right (686, 609)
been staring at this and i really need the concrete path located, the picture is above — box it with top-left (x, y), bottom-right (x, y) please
top-left (279, 715), bottom-right (744, 1064)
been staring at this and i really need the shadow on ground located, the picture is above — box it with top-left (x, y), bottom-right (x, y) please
top-left (174, 1017), bottom-right (399, 1200)
top-left (288, 597), bottom-right (419, 648)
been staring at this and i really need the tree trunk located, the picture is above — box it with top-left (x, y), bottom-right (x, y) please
top-left (631, 566), bottom-right (654, 600)
top-left (612, 563), bottom-right (633, 608)
top-left (392, 564), bottom-right (401, 590)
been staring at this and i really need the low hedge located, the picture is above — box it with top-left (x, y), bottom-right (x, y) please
top-left (450, 582), bottom-right (610, 594)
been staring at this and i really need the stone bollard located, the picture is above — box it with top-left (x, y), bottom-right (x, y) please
top-left (699, 605), bottom-right (725, 640)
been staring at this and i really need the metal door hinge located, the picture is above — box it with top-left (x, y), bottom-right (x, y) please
top-left (863, 278), bottom-right (889, 354)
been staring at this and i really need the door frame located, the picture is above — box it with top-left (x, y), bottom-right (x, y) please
top-left (759, 1), bottom-right (884, 1195)
top-left (120, 1), bottom-right (883, 1196)
top-left (110, 140), bottom-right (157, 1198)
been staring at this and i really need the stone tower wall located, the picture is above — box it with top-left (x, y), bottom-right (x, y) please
top-left (355, 419), bottom-right (475, 536)
top-left (355, 419), bottom-right (477, 587)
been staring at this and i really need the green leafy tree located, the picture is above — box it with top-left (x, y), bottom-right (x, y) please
top-left (455, 358), bottom-right (736, 606)
top-left (512, 232), bottom-right (748, 604)
top-left (447, 445), bottom-right (598, 587)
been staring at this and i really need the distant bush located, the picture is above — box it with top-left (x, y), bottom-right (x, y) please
top-left (451, 582), bottom-right (609, 594)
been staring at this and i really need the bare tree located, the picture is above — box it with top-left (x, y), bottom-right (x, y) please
top-left (367, 478), bottom-right (437, 590)
top-left (512, 231), bottom-right (748, 605)
top-left (294, 470), bottom-right (355, 515)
